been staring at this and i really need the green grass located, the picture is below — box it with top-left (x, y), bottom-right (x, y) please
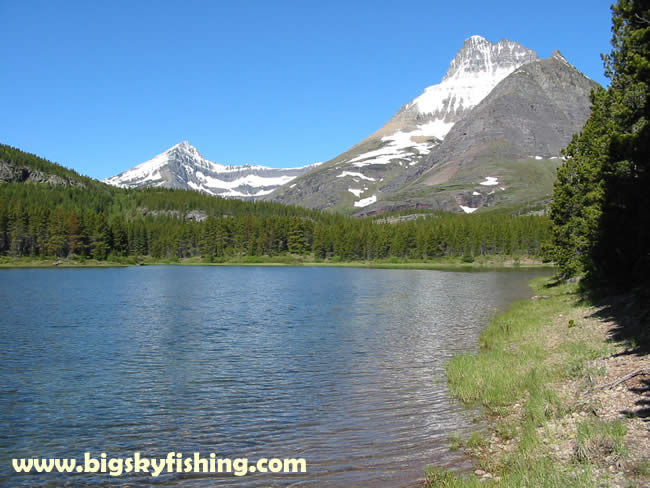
top-left (0, 256), bottom-right (128, 267)
top-left (466, 432), bottom-right (488, 449)
top-left (434, 277), bottom-right (626, 486)
top-left (562, 340), bottom-right (615, 379)
top-left (447, 433), bottom-right (463, 451)
top-left (575, 419), bottom-right (627, 463)
top-left (425, 466), bottom-right (482, 488)
top-left (446, 280), bottom-right (568, 409)
top-left (632, 459), bottom-right (650, 477)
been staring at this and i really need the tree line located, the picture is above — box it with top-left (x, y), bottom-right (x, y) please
top-left (0, 183), bottom-right (549, 261)
top-left (0, 140), bottom-right (553, 262)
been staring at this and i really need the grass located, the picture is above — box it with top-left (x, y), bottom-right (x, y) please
top-left (429, 277), bottom-right (630, 487)
top-left (0, 256), bottom-right (128, 267)
top-left (575, 419), bottom-right (627, 463)
top-left (445, 280), bottom-right (567, 409)
top-left (632, 459), bottom-right (650, 477)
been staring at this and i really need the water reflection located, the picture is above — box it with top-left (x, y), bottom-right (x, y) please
top-left (0, 266), bottom-right (549, 487)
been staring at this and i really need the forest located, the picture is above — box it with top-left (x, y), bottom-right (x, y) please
top-left (0, 145), bottom-right (550, 262)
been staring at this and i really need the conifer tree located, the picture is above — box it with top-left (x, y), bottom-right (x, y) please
top-left (550, 0), bottom-right (650, 283)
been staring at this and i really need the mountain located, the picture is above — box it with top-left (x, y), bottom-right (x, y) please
top-left (266, 35), bottom-right (540, 212)
top-left (363, 50), bottom-right (600, 215)
top-left (104, 141), bottom-right (321, 198)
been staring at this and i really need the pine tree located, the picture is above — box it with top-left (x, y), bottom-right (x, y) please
top-left (47, 208), bottom-right (67, 257)
top-left (550, 0), bottom-right (650, 283)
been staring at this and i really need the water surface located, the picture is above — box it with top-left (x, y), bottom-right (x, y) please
top-left (0, 266), bottom-right (549, 486)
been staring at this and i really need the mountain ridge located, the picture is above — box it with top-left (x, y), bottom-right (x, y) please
top-left (104, 141), bottom-right (321, 198)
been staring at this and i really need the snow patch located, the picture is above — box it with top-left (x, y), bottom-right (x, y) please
top-left (354, 194), bottom-right (377, 208)
top-left (348, 188), bottom-right (364, 197)
top-left (472, 191), bottom-right (481, 196)
top-left (460, 205), bottom-right (478, 214)
top-left (195, 171), bottom-right (295, 189)
top-left (479, 176), bottom-right (499, 186)
top-left (348, 129), bottom-right (436, 167)
top-left (336, 171), bottom-right (376, 181)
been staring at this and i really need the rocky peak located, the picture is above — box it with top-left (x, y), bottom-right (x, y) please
top-left (550, 49), bottom-right (573, 67)
top-left (168, 141), bottom-right (200, 158)
top-left (443, 36), bottom-right (538, 81)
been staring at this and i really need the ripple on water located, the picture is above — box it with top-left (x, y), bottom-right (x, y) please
top-left (0, 266), bottom-right (549, 487)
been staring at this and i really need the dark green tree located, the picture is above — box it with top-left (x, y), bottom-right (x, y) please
top-left (550, 0), bottom-right (650, 284)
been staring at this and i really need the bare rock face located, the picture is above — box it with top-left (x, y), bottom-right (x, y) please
top-left (104, 141), bottom-right (321, 199)
top-left (430, 51), bottom-right (598, 169)
top-left (0, 159), bottom-right (86, 188)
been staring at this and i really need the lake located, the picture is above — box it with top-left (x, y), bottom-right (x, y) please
top-left (0, 266), bottom-right (550, 486)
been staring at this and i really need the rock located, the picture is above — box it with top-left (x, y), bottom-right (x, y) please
top-left (475, 469), bottom-right (486, 476)
top-left (0, 160), bottom-right (85, 188)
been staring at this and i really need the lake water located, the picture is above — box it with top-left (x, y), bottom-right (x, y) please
top-left (0, 266), bottom-right (550, 487)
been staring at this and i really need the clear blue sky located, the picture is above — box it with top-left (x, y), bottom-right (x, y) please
top-left (1, 0), bottom-right (613, 179)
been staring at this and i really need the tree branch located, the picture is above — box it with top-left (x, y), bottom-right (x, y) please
top-left (595, 368), bottom-right (650, 390)
top-left (634, 13), bottom-right (650, 25)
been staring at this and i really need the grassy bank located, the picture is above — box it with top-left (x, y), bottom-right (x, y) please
top-left (0, 254), bottom-right (554, 271)
top-left (429, 278), bottom-right (649, 487)
top-left (0, 256), bottom-right (128, 267)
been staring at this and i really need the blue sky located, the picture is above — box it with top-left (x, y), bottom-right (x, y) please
top-left (2, 0), bottom-right (613, 179)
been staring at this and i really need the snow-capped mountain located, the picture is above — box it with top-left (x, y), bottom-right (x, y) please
top-left (104, 142), bottom-right (321, 198)
top-left (380, 35), bottom-right (539, 141)
top-left (269, 39), bottom-right (597, 215)
top-left (267, 35), bottom-right (540, 212)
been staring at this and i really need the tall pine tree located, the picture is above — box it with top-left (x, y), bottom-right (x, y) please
top-left (550, 0), bottom-right (650, 285)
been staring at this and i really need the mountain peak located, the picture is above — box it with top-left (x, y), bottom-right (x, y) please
top-left (166, 141), bottom-right (206, 161)
top-left (443, 36), bottom-right (538, 81)
top-left (464, 35), bottom-right (489, 45)
top-left (169, 140), bottom-right (195, 152)
top-left (551, 49), bottom-right (572, 67)
top-left (387, 36), bottom-right (538, 140)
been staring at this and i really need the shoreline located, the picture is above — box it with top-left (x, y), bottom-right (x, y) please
top-left (429, 278), bottom-right (650, 486)
top-left (0, 256), bottom-right (555, 272)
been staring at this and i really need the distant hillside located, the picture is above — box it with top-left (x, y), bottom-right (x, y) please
top-left (0, 144), bottom-right (98, 188)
